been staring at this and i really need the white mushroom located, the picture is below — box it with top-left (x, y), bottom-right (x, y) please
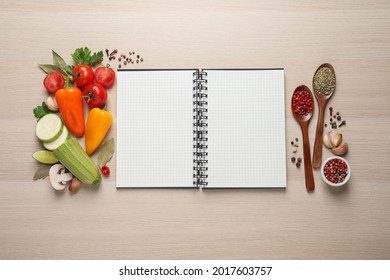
top-left (49, 164), bottom-right (73, 190)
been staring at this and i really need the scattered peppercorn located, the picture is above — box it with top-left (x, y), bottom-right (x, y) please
top-left (296, 162), bottom-right (301, 168)
top-left (337, 116), bottom-right (341, 121)
top-left (291, 141), bottom-right (294, 145)
top-left (291, 157), bottom-right (296, 163)
top-left (295, 138), bottom-right (298, 142)
top-left (297, 157), bottom-right (302, 163)
top-left (325, 124), bottom-right (327, 127)
top-left (105, 48), bottom-right (145, 69)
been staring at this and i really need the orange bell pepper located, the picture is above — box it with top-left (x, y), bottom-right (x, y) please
top-left (55, 78), bottom-right (85, 137)
top-left (85, 107), bottom-right (112, 155)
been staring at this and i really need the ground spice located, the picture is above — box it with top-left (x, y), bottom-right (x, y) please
top-left (292, 90), bottom-right (313, 115)
top-left (323, 158), bottom-right (348, 184)
top-left (314, 66), bottom-right (335, 96)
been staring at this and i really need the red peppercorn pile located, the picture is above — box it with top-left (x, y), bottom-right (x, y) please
top-left (323, 158), bottom-right (348, 184)
top-left (292, 90), bottom-right (313, 115)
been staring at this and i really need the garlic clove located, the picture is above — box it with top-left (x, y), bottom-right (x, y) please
top-left (69, 178), bottom-right (81, 193)
top-left (333, 132), bottom-right (343, 148)
top-left (46, 95), bottom-right (58, 111)
top-left (323, 131), bottom-right (334, 149)
top-left (332, 142), bottom-right (348, 156)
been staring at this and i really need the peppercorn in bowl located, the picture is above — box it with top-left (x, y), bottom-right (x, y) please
top-left (321, 156), bottom-right (351, 187)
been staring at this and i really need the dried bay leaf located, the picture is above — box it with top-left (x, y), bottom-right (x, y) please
top-left (33, 165), bottom-right (52, 180)
top-left (38, 64), bottom-right (68, 77)
top-left (52, 50), bottom-right (73, 75)
top-left (97, 138), bottom-right (115, 168)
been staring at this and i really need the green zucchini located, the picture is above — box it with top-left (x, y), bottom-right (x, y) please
top-left (53, 138), bottom-right (101, 185)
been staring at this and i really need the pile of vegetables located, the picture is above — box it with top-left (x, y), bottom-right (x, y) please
top-left (33, 47), bottom-right (115, 193)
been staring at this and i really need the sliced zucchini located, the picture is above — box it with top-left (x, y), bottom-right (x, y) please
top-left (35, 114), bottom-right (63, 142)
top-left (43, 126), bottom-right (69, 151)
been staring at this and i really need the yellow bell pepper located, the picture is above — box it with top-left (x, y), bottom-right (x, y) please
top-left (85, 107), bottom-right (112, 155)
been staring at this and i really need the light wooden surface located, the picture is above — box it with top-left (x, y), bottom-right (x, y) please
top-left (1, 0), bottom-right (390, 260)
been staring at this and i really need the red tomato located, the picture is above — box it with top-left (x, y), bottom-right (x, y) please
top-left (72, 64), bottom-right (94, 87)
top-left (94, 66), bottom-right (115, 88)
top-left (83, 83), bottom-right (107, 108)
top-left (43, 72), bottom-right (65, 93)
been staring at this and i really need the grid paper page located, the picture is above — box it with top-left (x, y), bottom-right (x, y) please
top-left (116, 70), bottom-right (194, 188)
top-left (206, 69), bottom-right (286, 188)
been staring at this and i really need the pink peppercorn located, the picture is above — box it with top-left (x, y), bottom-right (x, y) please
top-left (292, 90), bottom-right (313, 115)
top-left (323, 158), bottom-right (348, 184)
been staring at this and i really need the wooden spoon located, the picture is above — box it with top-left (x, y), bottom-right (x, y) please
top-left (292, 85), bottom-right (315, 192)
top-left (312, 63), bottom-right (336, 169)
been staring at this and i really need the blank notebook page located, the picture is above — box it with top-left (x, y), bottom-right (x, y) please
top-left (116, 70), bottom-right (194, 188)
top-left (206, 69), bottom-right (286, 188)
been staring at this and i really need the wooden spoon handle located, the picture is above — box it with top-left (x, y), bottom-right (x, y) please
top-left (301, 123), bottom-right (315, 192)
top-left (312, 102), bottom-right (326, 168)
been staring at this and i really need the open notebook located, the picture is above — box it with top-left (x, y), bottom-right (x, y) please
top-left (116, 69), bottom-right (286, 188)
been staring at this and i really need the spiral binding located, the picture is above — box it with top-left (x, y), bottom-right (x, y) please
top-left (193, 70), bottom-right (208, 187)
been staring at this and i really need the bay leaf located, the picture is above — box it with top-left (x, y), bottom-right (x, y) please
top-left (33, 165), bottom-right (52, 180)
top-left (52, 50), bottom-right (73, 75)
top-left (38, 64), bottom-right (68, 77)
top-left (97, 138), bottom-right (115, 168)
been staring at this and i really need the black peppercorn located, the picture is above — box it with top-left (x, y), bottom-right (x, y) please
top-left (297, 157), bottom-right (302, 163)
top-left (291, 157), bottom-right (296, 163)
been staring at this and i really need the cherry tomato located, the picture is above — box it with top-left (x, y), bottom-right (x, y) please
top-left (72, 64), bottom-right (94, 87)
top-left (83, 83), bottom-right (107, 108)
top-left (94, 66), bottom-right (115, 88)
top-left (43, 72), bottom-right (65, 93)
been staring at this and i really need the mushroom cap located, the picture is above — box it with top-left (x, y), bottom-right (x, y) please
top-left (49, 164), bottom-right (72, 190)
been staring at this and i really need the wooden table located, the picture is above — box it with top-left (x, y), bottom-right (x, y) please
top-left (1, 0), bottom-right (389, 259)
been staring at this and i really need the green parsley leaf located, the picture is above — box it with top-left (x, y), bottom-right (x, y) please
top-left (33, 102), bottom-right (51, 119)
top-left (71, 47), bottom-right (103, 66)
top-left (71, 47), bottom-right (92, 65)
top-left (89, 50), bottom-right (103, 66)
